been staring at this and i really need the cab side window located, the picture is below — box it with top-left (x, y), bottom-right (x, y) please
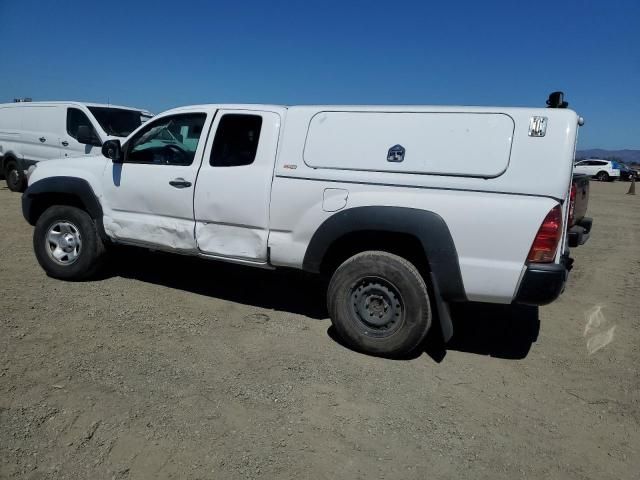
top-left (126, 113), bottom-right (207, 166)
top-left (210, 114), bottom-right (263, 167)
top-left (67, 108), bottom-right (98, 142)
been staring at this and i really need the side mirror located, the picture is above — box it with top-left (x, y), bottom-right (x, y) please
top-left (102, 139), bottom-right (123, 163)
top-left (76, 125), bottom-right (102, 146)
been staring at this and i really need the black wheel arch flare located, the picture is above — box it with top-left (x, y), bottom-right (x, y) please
top-left (22, 176), bottom-right (107, 240)
top-left (303, 206), bottom-right (467, 303)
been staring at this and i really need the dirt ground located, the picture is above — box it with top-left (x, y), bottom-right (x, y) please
top-left (1, 181), bottom-right (638, 480)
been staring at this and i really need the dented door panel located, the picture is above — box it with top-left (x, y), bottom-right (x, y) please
top-left (194, 110), bottom-right (281, 261)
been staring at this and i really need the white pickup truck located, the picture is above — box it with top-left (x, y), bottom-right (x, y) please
top-left (22, 92), bottom-right (588, 356)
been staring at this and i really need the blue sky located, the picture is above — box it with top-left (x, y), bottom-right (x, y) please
top-left (0, 0), bottom-right (638, 149)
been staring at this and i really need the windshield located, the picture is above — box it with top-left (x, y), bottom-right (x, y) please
top-left (87, 106), bottom-right (146, 137)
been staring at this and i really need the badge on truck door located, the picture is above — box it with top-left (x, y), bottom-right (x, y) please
top-left (387, 144), bottom-right (405, 162)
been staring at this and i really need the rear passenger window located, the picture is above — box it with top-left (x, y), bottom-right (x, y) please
top-left (210, 114), bottom-right (262, 167)
top-left (67, 108), bottom-right (95, 140)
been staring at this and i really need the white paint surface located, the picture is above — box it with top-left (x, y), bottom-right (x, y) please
top-left (100, 108), bottom-right (215, 251)
top-left (322, 188), bottom-right (349, 212)
top-left (27, 102), bottom-right (581, 304)
top-left (304, 111), bottom-right (514, 177)
top-left (194, 110), bottom-right (281, 261)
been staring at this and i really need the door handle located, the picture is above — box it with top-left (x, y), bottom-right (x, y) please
top-left (169, 178), bottom-right (192, 188)
top-left (39, 137), bottom-right (46, 143)
top-left (61, 141), bottom-right (69, 147)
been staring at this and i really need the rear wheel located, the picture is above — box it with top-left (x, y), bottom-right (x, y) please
top-left (327, 251), bottom-right (432, 357)
top-left (4, 159), bottom-right (26, 192)
top-left (596, 171), bottom-right (610, 182)
top-left (33, 206), bottom-right (106, 280)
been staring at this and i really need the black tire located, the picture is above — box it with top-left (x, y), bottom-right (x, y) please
top-left (327, 251), bottom-right (432, 357)
top-left (33, 205), bottom-right (106, 280)
top-left (596, 171), bottom-right (609, 182)
top-left (4, 159), bottom-right (26, 192)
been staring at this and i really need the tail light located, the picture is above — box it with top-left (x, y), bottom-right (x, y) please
top-left (568, 183), bottom-right (576, 226)
top-left (527, 205), bottom-right (563, 263)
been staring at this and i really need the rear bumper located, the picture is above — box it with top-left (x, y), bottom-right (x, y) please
top-left (568, 217), bottom-right (592, 247)
top-left (513, 259), bottom-right (572, 306)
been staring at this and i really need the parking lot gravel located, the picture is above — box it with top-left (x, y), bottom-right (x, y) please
top-left (1, 181), bottom-right (639, 479)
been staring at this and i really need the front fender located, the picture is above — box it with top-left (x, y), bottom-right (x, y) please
top-left (22, 176), bottom-right (103, 226)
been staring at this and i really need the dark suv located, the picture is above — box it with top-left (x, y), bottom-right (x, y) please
top-left (620, 163), bottom-right (639, 181)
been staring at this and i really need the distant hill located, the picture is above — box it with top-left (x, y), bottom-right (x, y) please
top-left (576, 149), bottom-right (640, 165)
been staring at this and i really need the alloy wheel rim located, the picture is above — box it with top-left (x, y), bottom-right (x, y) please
top-left (45, 221), bottom-right (82, 265)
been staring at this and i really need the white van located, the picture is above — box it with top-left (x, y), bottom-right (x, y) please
top-left (0, 102), bottom-right (152, 191)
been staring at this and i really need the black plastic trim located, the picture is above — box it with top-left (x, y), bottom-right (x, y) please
top-left (2, 155), bottom-right (37, 174)
top-left (430, 272), bottom-right (454, 343)
top-left (514, 262), bottom-right (568, 306)
top-left (18, 158), bottom-right (38, 171)
top-left (22, 176), bottom-right (106, 239)
top-left (568, 216), bottom-right (593, 247)
top-left (577, 216), bottom-right (592, 234)
top-left (303, 206), bottom-right (466, 302)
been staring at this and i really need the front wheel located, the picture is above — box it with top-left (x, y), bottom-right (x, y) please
top-left (4, 160), bottom-right (26, 192)
top-left (33, 206), bottom-right (106, 280)
top-left (327, 251), bottom-right (432, 357)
